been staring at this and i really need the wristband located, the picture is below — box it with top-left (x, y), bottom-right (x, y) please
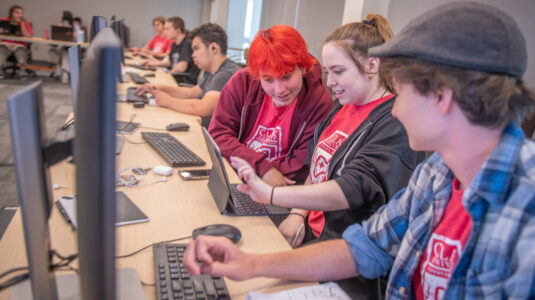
top-left (289, 212), bottom-right (305, 220)
top-left (270, 186), bottom-right (275, 205)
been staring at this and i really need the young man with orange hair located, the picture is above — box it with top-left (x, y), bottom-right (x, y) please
top-left (208, 25), bottom-right (333, 187)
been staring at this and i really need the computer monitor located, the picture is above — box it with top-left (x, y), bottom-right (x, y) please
top-left (8, 28), bottom-right (143, 300)
top-left (89, 15), bottom-right (107, 42)
top-left (8, 81), bottom-right (59, 299)
top-left (75, 27), bottom-right (120, 299)
top-left (67, 44), bottom-right (81, 111)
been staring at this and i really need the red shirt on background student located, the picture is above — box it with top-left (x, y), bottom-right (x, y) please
top-left (147, 34), bottom-right (172, 54)
top-left (244, 94), bottom-right (299, 163)
top-left (1, 17), bottom-right (33, 47)
top-left (413, 177), bottom-right (472, 300)
top-left (308, 95), bottom-right (393, 237)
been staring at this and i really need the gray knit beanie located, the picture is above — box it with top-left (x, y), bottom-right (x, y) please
top-left (369, 2), bottom-right (526, 78)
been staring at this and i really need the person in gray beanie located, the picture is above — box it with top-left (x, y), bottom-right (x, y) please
top-left (181, 2), bottom-right (535, 299)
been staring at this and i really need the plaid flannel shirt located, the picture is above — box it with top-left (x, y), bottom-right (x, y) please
top-left (343, 123), bottom-right (535, 299)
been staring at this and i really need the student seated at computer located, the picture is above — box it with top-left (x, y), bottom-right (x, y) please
top-left (142, 16), bottom-right (199, 85)
top-left (230, 15), bottom-right (425, 247)
top-left (48, 10), bottom-right (75, 82)
top-left (208, 25), bottom-right (333, 187)
top-left (135, 23), bottom-right (240, 128)
top-left (130, 16), bottom-right (172, 60)
top-left (184, 3), bottom-right (535, 299)
top-left (0, 4), bottom-right (33, 79)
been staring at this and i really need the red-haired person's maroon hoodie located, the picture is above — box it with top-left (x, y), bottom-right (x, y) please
top-left (208, 63), bottom-right (333, 181)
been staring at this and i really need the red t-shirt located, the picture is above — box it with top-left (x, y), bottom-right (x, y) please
top-left (244, 94), bottom-right (298, 163)
top-left (147, 34), bottom-right (172, 53)
top-left (413, 178), bottom-right (472, 300)
top-left (1, 17), bottom-right (33, 46)
top-left (308, 95), bottom-right (393, 237)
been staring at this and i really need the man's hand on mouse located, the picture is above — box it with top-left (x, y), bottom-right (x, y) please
top-left (183, 236), bottom-right (256, 281)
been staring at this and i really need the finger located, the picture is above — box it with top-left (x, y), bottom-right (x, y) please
top-left (230, 156), bottom-right (248, 169)
top-left (283, 177), bottom-right (296, 185)
top-left (183, 241), bottom-right (201, 275)
top-left (236, 183), bottom-right (251, 194)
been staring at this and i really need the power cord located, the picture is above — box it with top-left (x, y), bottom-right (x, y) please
top-left (119, 134), bottom-right (147, 145)
top-left (116, 235), bottom-right (192, 259)
top-left (0, 235), bottom-right (192, 291)
top-left (117, 114), bottom-right (137, 132)
top-left (140, 126), bottom-right (166, 131)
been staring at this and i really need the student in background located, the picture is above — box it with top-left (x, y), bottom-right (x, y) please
top-left (231, 15), bottom-right (425, 247)
top-left (60, 10), bottom-right (73, 28)
top-left (48, 10), bottom-right (75, 82)
top-left (130, 16), bottom-right (172, 60)
top-left (135, 23), bottom-right (240, 127)
top-left (208, 25), bottom-right (333, 186)
top-left (143, 16), bottom-right (199, 85)
top-left (184, 3), bottom-right (535, 299)
top-left (0, 4), bottom-right (33, 79)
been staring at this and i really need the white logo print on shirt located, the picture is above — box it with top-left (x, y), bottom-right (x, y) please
top-left (246, 125), bottom-right (282, 161)
top-left (420, 234), bottom-right (463, 300)
top-left (310, 131), bottom-right (348, 183)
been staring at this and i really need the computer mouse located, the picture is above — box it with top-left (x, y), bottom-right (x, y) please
top-left (192, 224), bottom-right (241, 244)
top-left (166, 122), bottom-right (190, 131)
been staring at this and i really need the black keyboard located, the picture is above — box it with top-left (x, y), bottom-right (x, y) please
top-left (230, 185), bottom-right (270, 215)
top-left (126, 63), bottom-right (157, 71)
top-left (127, 72), bottom-right (149, 84)
top-left (153, 243), bottom-right (230, 300)
top-left (127, 87), bottom-right (148, 103)
top-left (142, 132), bottom-right (206, 167)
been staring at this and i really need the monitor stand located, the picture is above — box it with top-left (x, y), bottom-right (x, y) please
top-left (10, 268), bottom-right (145, 300)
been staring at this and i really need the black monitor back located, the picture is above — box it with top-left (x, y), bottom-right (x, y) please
top-left (75, 27), bottom-right (121, 300)
top-left (8, 81), bottom-right (58, 299)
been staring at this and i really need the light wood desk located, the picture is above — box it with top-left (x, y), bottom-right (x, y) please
top-left (0, 63), bottom-right (315, 299)
top-left (0, 34), bottom-right (89, 48)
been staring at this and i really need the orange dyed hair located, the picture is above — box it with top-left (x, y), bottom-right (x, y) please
top-left (248, 25), bottom-right (315, 78)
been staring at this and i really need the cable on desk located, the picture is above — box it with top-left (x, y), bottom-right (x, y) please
top-left (0, 272), bottom-right (29, 291)
top-left (119, 134), bottom-right (147, 145)
top-left (139, 126), bottom-right (166, 131)
top-left (117, 113), bottom-right (137, 132)
top-left (141, 281), bottom-right (156, 287)
top-left (0, 237), bottom-right (192, 290)
top-left (0, 266), bottom-right (28, 281)
top-left (116, 235), bottom-right (192, 259)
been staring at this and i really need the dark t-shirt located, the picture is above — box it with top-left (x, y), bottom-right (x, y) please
top-left (199, 59), bottom-right (241, 97)
top-left (169, 37), bottom-right (200, 85)
top-left (199, 59), bottom-right (241, 128)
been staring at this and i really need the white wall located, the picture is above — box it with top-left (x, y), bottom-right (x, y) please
top-left (260, 0), bottom-right (345, 61)
top-left (386, 0), bottom-right (535, 89)
top-left (0, 0), bottom-right (209, 47)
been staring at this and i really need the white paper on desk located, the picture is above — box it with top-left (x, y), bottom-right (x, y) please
top-left (246, 282), bottom-right (351, 300)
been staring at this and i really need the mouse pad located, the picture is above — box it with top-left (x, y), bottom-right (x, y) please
top-left (56, 191), bottom-right (149, 229)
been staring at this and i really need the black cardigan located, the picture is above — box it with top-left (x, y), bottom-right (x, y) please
top-left (305, 97), bottom-right (426, 241)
